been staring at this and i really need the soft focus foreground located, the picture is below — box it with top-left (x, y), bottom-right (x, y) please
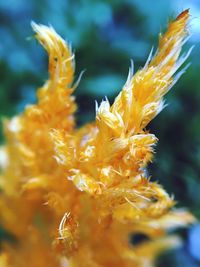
top-left (0, 10), bottom-right (195, 267)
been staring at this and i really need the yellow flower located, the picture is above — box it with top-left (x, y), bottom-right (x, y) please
top-left (0, 9), bottom-right (195, 267)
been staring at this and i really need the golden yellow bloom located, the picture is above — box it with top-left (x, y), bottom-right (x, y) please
top-left (0, 10), bottom-right (195, 267)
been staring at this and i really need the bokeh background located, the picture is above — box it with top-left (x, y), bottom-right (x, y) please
top-left (0, 0), bottom-right (200, 266)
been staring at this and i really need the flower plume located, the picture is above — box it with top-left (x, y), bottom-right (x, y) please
top-left (0, 10), bottom-right (195, 267)
top-left (31, 22), bottom-right (75, 88)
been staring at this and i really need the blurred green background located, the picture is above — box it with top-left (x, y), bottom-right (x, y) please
top-left (0, 0), bottom-right (200, 266)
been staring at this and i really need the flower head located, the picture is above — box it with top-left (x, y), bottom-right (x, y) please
top-left (0, 10), bottom-right (195, 267)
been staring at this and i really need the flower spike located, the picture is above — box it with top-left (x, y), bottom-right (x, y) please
top-left (31, 22), bottom-right (75, 88)
top-left (0, 10), bottom-right (195, 267)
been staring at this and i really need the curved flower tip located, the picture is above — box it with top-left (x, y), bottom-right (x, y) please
top-left (96, 9), bottom-right (191, 136)
top-left (176, 9), bottom-right (190, 20)
top-left (31, 21), bottom-right (75, 88)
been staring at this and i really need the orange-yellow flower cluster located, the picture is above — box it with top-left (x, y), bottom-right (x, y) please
top-left (0, 10), bottom-right (195, 267)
